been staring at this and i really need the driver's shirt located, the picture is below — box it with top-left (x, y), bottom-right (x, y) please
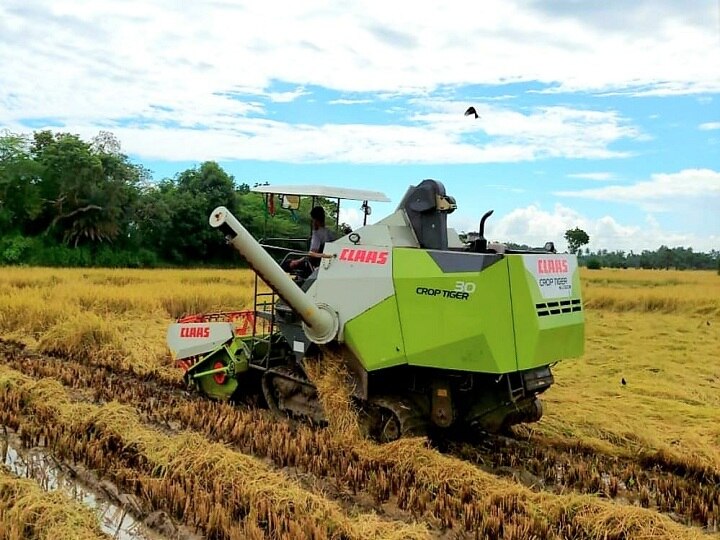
top-left (310, 227), bottom-right (330, 253)
top-left (309, 227), bottom-right (333, 267)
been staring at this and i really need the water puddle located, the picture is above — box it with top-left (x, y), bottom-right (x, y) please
top-left (1, 432), bottom-right (168, 540)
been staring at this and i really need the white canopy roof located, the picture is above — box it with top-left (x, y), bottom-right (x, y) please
top-left (251, 184), bottom-right (390, 202)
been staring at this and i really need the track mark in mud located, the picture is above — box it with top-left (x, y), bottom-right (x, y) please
top-left (1, 366), bottom-right (432, 540)
top-left (0, 339), bottom-right (425, 526)
top-left (2, 431), bottom-right (198, 540)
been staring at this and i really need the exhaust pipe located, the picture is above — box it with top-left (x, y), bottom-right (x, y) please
top-left (469, 210), bottom-right (494, 253)
top-left (209, 206), bottom-right (339, 344)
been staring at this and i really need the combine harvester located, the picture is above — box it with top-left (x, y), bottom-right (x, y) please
top-left (167, 180), bottom-right (584, 440)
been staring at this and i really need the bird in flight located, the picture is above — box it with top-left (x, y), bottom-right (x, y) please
top-left (464, 106), bottom-right (479, 119)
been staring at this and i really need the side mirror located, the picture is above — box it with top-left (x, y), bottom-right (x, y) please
top-left (280, 195), bottom-right (301, 210)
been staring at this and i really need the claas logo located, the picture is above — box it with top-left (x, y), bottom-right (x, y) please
top-left (179, 326), bottom-right (211, 338)
top-left (339, 248), bottom-right (388, 265)
top-left (537, 259), bottom-right (569, 274)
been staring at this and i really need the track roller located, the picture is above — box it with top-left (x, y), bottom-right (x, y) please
top-left (366, 396), bottom-right (428, 442)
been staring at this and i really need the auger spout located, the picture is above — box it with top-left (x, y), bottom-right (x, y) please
top-left (209, 206), bottom-right (339, 344)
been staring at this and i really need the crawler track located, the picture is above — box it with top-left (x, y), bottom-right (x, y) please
top-left (1, 338), bottom-right (718, 536)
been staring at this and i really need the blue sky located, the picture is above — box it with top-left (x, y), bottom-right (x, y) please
top-left (1, 0), bottom-right (718, 251)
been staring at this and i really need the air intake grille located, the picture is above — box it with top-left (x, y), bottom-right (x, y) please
top-left (536, 298), bottom-right (582, 317)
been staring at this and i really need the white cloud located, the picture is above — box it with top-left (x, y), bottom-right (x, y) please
top-left (0, 0), bottom-right (718, 140)
top-left (20, 98), bottom-right (639, 164)
top-left (567, 172), bottom-right (615, 181)
top-left (266, 87), bottom-right (308, 103)
top-left (475, 203), bottom-right (719, 252)
top-left (339, 207), bottom-right (364, 229)
top-left (410, 100), bottom-right (640, 159)
top-left (329, 98), bottom-right (373, 105)
top-left (699, 122), bottom-right (720, 131)
top-left (555, 169), bottom-right (720, 208)
top-left (582, 81), bottom-right (720, 98)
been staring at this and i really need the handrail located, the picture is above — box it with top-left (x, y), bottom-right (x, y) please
top-left (258, 244), bottom-right (312, 256)
top-left (259, 237), bottom-right (308, 244)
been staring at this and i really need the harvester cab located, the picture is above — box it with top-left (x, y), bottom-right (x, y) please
top-left (248, 184), bottom-right (391, 285)
top-left (167, 180), bottom-right (585, 440)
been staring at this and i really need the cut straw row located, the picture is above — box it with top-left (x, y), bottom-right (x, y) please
top-left (0, 365), bottom-right (429, 540)
top-left (304, 354), bottom-right (710, 540)
top-left (1, 342), bottom-right (714, 538)
top-left (0, 466), bottom-right (109, 540)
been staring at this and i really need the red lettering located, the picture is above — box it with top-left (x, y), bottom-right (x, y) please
top-left (538, 259), bottom-right (569, 274)
top-left (179, 326), bottom-right (210, 339)
top-left (338, 249), bottom-right (389, 265)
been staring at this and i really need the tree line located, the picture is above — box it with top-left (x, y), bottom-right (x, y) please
top-left (0, 129), bottom-right (717, 270)
top-left (579, 247), bottom-right (719, 271)
top-left (0, 130), bottom-right (332, 267)
top-left (562, 227), bottom-right (718, 271)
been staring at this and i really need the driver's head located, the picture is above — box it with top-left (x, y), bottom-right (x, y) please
top-left (310, 206), bottom-right (325, 228)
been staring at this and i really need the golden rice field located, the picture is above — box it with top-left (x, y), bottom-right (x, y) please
top-left (0, 266), bottom-right (718, 539)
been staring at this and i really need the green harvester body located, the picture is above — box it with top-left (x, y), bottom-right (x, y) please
top-left (167, 180), bottom-right (585, 437)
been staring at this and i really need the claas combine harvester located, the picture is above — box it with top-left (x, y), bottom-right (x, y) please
top-left (167, 180), bottom-right (585, 440)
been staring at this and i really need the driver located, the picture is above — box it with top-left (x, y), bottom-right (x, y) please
top-left (287, 206), bottom-right (334, 272)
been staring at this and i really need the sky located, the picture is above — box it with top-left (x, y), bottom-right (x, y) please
top-left (1, 0), bottom-right (719, 252)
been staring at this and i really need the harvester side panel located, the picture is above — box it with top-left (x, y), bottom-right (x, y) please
top-left (306, 242), bottom-right (395, 342)
top-left (508, 254), bottom-right (585, 371)
top-left (343, 296), bottom-right (407, 371)
top-left (393, 249), bottom-right (518, 374)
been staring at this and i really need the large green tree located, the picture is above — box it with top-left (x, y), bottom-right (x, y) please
top-left (137, 161), bottom-right (239, 263)
top-left (28, 130), bottom-right (144, 246)
top-left (564, 227), bottom-right (590, 255)
top-left (0, 132), bottom-right (42, 233)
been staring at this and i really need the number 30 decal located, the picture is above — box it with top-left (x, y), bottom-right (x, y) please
top-left (454, 281), bottom-right (476, 294)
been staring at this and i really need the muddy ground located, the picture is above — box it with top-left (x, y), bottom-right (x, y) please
top-left (1, 338), bottom-right (718, 538)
